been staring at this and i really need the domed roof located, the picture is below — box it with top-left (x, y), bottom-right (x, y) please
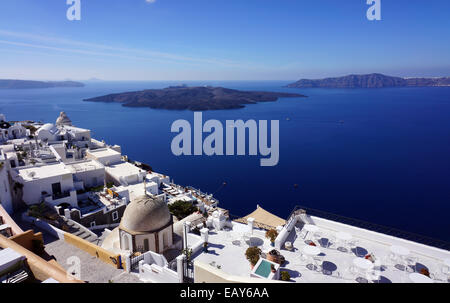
top-left (120, 195), bottom-right (172, 233)
top-left (56, 112), bottom-right (72, 126)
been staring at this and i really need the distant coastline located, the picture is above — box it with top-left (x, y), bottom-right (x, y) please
top-left (84, 86), bottom-right (306, 111)
top-left (0, 79), bottom-right (85, 89)
top-left (286, 73), bottom-right (450, 88)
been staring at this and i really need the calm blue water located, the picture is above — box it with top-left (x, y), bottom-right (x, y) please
top-left (1, 81), bottom-right (449, 242)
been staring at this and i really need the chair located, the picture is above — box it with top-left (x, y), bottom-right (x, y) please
top-left (348, 239), bottom-right (360, 256)
top-left (404, 256), bottom-right (418, 273)
top-left (295, 226), bottom-right (307, 240)
top-left (312, 256), bottom-right (324, 273)
top-left (324, 235), bottom-right (337, 250)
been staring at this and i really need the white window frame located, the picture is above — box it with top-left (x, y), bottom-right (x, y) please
top-left (90, 221), bottom-right (96, 228)
top-left (112, 211), bottom-right (119, 221)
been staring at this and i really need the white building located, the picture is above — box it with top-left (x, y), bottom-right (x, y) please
top-left (12, 163), bottom-right (78, 207)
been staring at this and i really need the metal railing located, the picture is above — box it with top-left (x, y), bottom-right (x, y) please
top-left (289, 205), bottom-right (450, 251)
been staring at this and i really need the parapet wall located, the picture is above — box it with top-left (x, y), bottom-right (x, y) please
top-left (64, 233), bottom-right (123, 269)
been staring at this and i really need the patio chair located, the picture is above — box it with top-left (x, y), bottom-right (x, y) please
top-left (295, 226), bottom-right (307, 240)
top-left (324, 235), bottom-right (337, 250)
top-left (404, 256), bottom-right (418, 273)
top-left (291, 252), bottom-right (309, 267)
top-left (312, 256), bottom-right (324, 273)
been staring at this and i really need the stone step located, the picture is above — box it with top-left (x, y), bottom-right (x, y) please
top-left (73, 230), bottom-right (84, 236)
top-left (5, 269), bottom-right (29, 283)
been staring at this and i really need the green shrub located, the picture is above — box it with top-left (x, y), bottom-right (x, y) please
top-left (265, 229), bottom-right (278, 243)
top-left (168, 200), bottom-right (198, 220)
top-left (245, 247), bottom-right (262, 266)
top-left (280, 271), bottom-right (291, 281)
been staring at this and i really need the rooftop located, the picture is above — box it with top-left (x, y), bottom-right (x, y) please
top-left (14, 163), bottom-right (72, 181)
top-left (191, 217), bottom-right (450, 283)
top-left (65, 159), bottom-right (104, 173)
top-left (105, 161), bottom-right (145, 179)
top-left (87, 148), bottom-right (121, 159)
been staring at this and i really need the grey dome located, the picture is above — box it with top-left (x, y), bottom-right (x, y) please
top-left (120, 195), bottom-right (171, 233)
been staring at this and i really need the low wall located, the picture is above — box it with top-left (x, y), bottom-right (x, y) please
top-left (9, 230), bottom-right (43, 253)
top-left (194, 261), bottom-right (283, 283)
top-left (139, 261), bottom-right (179, 283)
top-left (0, 234), bottom-right (82, 283)
top-left (21, 213), bottom-right (65, 240)
top-left (64, 233), bottom-right (123, 269)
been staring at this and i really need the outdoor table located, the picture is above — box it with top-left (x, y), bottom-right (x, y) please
top-left (409, 273), bottom-right (433, 283)
top-left (353, 258), bottom-right (374, 271)
top-left (390, 245), bottom-right (410, 256)
top-left (335, 232), bottom-right (352, 251)
top-left (302, 245), bottom-right (321, 271)
top-left (302, 245), bottom-right (321, 256)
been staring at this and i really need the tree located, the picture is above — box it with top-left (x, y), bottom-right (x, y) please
top-left (168, 200), bottom-right (198, 220)
top-left (245, 247), bottom-right (262, 267)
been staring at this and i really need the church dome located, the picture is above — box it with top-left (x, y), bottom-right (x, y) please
top-left (120, 195), bottom-right (172, 233)
top-left (56, 112), bottom-right (72, 126)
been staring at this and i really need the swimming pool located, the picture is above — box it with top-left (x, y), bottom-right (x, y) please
top-left (254, 259), bottom-right (273, 278)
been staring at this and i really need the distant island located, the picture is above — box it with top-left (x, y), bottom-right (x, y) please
top-left (286, 73), bottom-right (450, 88)
top-left (0, 79), bottom-right (85, 89)
top-left (84, 86), bottom-right (306, 111)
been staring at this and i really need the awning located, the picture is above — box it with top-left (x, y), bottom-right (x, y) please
top-left (235, 205), bottom-right (286, 230)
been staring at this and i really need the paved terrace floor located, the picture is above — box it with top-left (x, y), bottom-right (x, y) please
top-left (193, 222), bottom-right (450, 283)
top-left (13, 214), bottom-right (142, 283)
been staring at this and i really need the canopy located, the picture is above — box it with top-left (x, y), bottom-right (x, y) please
top-left (235, 205), bottom-right (286, 230)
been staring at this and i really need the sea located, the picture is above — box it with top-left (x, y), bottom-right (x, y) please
top-left (1, 81), bottom-right (449, 242)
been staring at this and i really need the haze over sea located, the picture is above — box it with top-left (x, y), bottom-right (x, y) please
top-left (1, 81), bottom-right (449, 242)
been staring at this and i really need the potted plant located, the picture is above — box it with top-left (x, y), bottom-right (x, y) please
top-left (266, 229), bottom-right (278, 247)
top-left (280, 271), bottom-right (291, 282)
top-left (245, 246), bottom-right (262, 269)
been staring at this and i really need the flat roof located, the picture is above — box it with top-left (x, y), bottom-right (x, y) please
top-left (105, 161), bottom-right (143, 178)
top-left (15, 163), bottom-right (72, 181)
top-left (65, 160), bottom-right (104, 173)
top-left (192, 219), bottom-right (450, 283)
top-left (87, 148), bottom-right (121, 158)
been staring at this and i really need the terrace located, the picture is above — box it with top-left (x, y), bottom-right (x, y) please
top-left (190, 210), bottom-right (450, 283)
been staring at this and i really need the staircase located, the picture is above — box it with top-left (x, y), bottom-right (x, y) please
top-left (59, 217), bottom-right (99, 244)
top-left (3, 268), bottom-right (30, 283)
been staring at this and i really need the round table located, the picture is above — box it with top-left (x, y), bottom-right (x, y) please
top-left (353, 258), bottom-right (374, 271)
top-left (302, 245), bottom-right (321, 256)
top-left (409, 273), bottom-right (433, 283)
top-left (336, 232), bottom-right (352, 241)
top-left (390, 245), bottom-right (410, 256)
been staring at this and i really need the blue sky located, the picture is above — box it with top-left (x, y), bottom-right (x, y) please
top-left (0, 0), bottom-right (449, 80)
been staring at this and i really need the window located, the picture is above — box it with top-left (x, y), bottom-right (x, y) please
top-left (144, 239), bottom-right (149, 252)
top-left (51, 182), bottom-right (62, 196)
top-left (112, 211), bottom-right (119, 221)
